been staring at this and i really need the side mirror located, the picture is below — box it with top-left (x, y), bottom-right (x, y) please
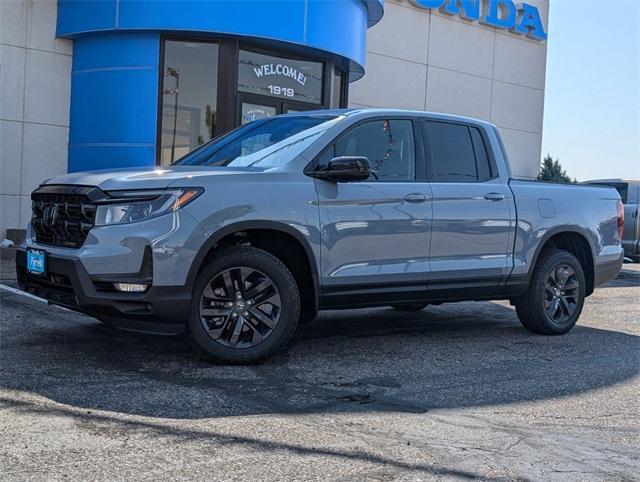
top-left (324, 156), bottom-right (371, 182)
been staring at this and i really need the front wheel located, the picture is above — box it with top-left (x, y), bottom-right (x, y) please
top-left (515, 249), bottom-right (586, 335)
top-left (187, 246), bottom-right (300, 363)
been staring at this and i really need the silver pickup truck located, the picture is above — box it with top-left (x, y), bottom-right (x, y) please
top-left (16, 109), bottom-right (625, 362)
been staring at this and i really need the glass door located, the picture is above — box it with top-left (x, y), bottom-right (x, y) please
top-left (240, 100), bottom-right (278, 125)
top-left (237, 47), bottom-right (324, 126)
top-left (238, 93), bottom-right (316, 125)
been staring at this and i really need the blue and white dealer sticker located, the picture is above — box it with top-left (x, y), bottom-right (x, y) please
top-left (26, 248), bottom-right (46, 275)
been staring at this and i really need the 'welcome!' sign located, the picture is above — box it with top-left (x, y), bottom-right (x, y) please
top-left (238, 50), bottom-right (323, 104)
top-left (252, 64), bottom-right (308, 87)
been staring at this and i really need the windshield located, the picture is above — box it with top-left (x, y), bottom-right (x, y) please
top-left (174, 115), bottom-right (340, 168)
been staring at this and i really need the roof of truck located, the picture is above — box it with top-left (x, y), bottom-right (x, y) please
top-left (281, 108), bottom-right (497, 129)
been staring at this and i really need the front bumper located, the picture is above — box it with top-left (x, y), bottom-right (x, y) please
top-left (16, 249), bottom-right (190, 335)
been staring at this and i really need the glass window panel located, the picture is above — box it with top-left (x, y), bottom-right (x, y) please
top-left (330, 68), bottom-right (345, 108)
top-left (175, 115), bottom-right (339, 168)
top-left (316, 145), bottom-right (335, 168)
top-left (334, 120), bottom-right (415, 181)
top-left (241, 103), bottom-right (276, 125)
top-left (425, 122), bottom-right (478, 182)
top-left (470, 127), bottom-right (492, 180)
top-left (160, 41), bottom-right (218, 165)
top-left (238, 49), bottom-right (323, 104)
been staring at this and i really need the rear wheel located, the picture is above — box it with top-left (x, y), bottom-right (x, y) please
top-left (515, 249), bottom-right (585, 335)
top-left (390, 302), bottom-right (429, 312)
top-left (187, 246), bottom-right (300, 363)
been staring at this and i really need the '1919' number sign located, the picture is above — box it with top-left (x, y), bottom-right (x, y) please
top-left (267, 85), bottom-right (294, 98)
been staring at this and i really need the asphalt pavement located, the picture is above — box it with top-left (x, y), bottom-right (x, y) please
top-left (0, 261), bottom-right (638, 481)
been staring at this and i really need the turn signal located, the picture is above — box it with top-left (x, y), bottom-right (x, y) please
top-left (174, 188), bottom-right (202, 210)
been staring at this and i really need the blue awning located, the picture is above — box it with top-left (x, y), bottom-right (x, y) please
top-left (57, 0), bottom-right (385, 80)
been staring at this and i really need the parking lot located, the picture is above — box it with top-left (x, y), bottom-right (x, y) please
top-left (0, 260), bottom-right (638, 481)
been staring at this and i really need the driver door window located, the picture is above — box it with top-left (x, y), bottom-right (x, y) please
top-left (324, 119), bottom-right (416, 181)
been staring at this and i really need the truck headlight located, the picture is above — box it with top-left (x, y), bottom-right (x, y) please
top-left (95, 188), bottom-right (203, 226)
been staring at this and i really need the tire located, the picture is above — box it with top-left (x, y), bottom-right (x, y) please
top-left (186, 246), bottom-right (300, 363)
top-left (515, 248), bottom-right (586, 335)
top-left (390, 302), bottom-right (429, 312)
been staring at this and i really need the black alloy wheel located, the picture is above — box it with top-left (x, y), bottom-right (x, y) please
top-left (199, 267), bottom-right (282, 348)
top-left (187, 246), bottom-right (300, 363)
top-left (543, 264), bottom-right (580, 324)
top-left (516, 249), bottom-right (586, 335)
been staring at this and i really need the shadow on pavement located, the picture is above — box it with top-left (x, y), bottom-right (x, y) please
top-left (1, 291), bottom-right (638, 420)
top-left (0, 396), bottom-right (508, 481)
top-left (604, 268), bottom-right (640, 288)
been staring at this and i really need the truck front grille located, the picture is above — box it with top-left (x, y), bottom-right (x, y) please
top-left (31, 185), bottom-right (103, 248)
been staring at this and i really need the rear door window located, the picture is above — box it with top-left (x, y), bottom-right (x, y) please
top-left (423, 121), bottom-right (493, 182)
top-left (470, 127), bottom-right (493, 180)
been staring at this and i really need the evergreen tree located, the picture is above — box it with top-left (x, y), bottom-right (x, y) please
top-left (537, 155), bottom-right (576, 183)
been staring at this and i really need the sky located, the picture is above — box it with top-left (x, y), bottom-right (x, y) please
top-left (541, 0), bottom-right (640, 181)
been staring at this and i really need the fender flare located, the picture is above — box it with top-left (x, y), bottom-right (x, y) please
top-left (185, 220), bottom-right (320, 309)
top-left (525, 225), bottom-right (597, 291)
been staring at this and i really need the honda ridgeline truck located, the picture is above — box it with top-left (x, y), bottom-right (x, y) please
top-left (16, 110), bottom-right (625, 362)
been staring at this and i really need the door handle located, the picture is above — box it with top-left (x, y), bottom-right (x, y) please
top-left (484, 192), bottom-right (505, 201)
top-left (403, 193), bottom-right (428, 203)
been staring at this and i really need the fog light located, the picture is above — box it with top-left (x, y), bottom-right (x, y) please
top-left (113, 282), bottom-right (148, 293)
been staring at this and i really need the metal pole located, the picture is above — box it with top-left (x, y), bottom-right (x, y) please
top-left (169, 68), bottom-right (180, 163)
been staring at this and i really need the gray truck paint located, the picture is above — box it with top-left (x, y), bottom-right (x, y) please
top-left (22, 109), bottom-right (624, 317)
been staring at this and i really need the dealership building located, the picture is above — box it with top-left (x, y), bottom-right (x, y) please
top-left (0, 0), bottom-right (548, 238)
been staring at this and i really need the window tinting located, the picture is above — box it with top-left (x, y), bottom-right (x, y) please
top-left (333, 120), bottom-right (415, 181)
top-left (470, 127), bottom-right (492, 180)
top-left (424, 121), bottom-right (478, 182)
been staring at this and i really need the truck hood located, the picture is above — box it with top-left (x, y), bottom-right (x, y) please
top-left (41, 166), bottom-right (267, 191)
